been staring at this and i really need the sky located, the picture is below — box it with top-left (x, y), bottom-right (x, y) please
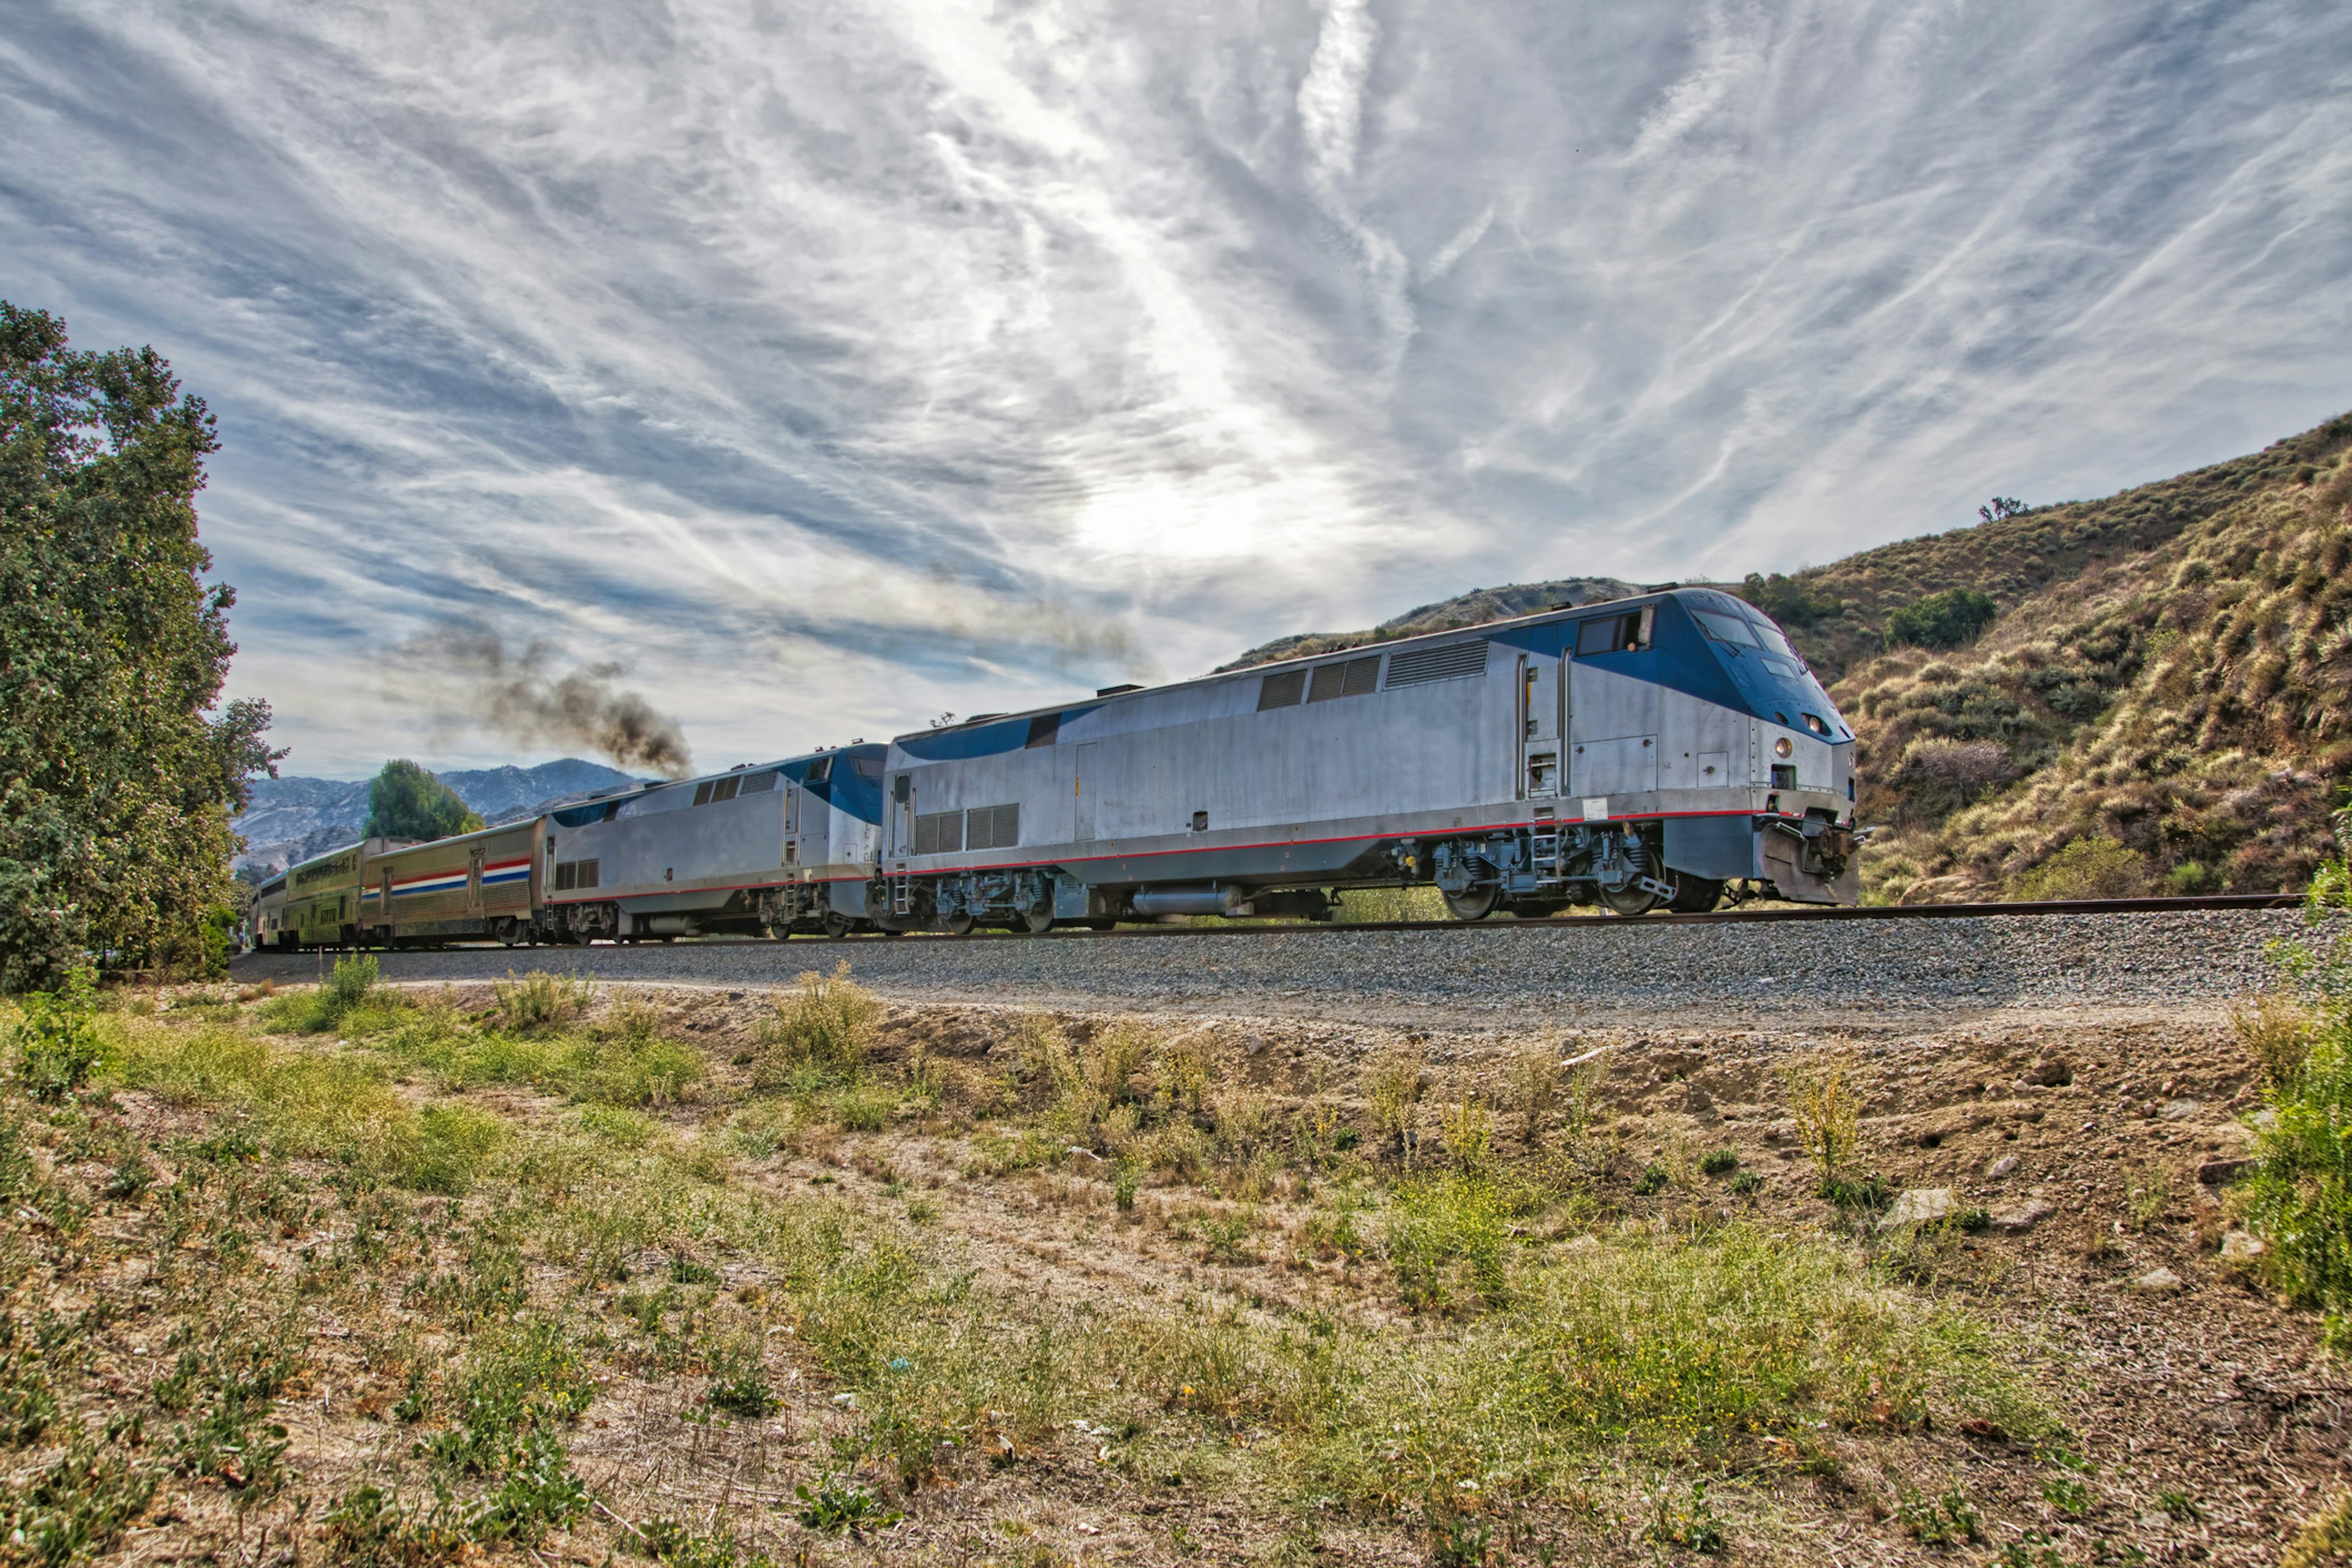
top-left (6, 0), bottom-right (2350, 779)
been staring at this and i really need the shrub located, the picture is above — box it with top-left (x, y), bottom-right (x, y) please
top-left (1512, 1046), bottom-right (1559, 1142)
top-left (260, 954), bottom-right (395, 1035)
top-left (1363, 1046), bottom-right (1423, 1163)
top-left (1438, 1095), bottom-right (1493, 1170)
top-left (2235, 992), bottom-right (2314, 1089)
top-left (2009, 836), bottom-right (2150, 901)
top-left (10, 968), bottom-right (103, 1100)
top-left (1155, 1031), bottom-right (1215, 1116)
top-left (2241, 884), bottom-right (2352, 1341)
top-left (492, 970), bottom-right (595, 1034)
top-left (753, 963), bottom-right (878, 1084)
top-left (1781, 1058), bottom-right (1861, 1182)
top-left (572, 1033), bottom-right (703, 1109)
top-left (1885, 587), bottom-right (1999, 650)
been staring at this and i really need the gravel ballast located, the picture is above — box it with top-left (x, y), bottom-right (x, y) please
top-left (229, 907), bottom-right (2324, 1023)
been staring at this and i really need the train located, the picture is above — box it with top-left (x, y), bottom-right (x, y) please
top-left (246, 586), bottom-right (1859, 948)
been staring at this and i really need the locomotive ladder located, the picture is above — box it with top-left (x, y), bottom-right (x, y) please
top-left (1529, 823), bottom-right (1564, 886)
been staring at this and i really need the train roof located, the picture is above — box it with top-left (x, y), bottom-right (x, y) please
top-left (888, 584), bottom-right (1746, 747)
top-left (281, 835), bottom-right (413, 876)
top-left (545, 742), bottom-right (891, 828)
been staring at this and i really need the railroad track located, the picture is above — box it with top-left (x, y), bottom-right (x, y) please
top-left (774, 890), bottom-right (2308, 944)
top-left (228, 893), bottom-right (2311, 969)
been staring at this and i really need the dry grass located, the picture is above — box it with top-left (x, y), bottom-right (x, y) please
top-left (2235, 992), bottom-right (2315, 1089)
top-left (0, 976), bottom-right (2116, 1566)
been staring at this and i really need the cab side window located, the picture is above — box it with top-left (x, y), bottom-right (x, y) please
top-left (1575, 611), bottom-right (1648, 657)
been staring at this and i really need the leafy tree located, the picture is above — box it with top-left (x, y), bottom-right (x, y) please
top-left (364, 760), bottom-right (484, 842)
top-left (1978, 496), bottom-right (2029, 524)
top-left (0, 302), bottom-right (282, 989)
top-left (1885, 587), bottom-right (1999, 650)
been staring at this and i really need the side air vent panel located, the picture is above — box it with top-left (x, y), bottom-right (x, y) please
top-left (1256, 669), bottom-right (1306, 710)
top-left (1384, 641), bottom-right (1490, 688)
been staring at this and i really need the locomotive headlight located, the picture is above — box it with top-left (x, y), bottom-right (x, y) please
top-left (1774, 737), bottom-right (1794, 758)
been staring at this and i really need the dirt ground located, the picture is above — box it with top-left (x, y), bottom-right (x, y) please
top-left (498, 987), bottom-right (2345, 1563)
top-left (18, 984), bottom-right (2345, 1567)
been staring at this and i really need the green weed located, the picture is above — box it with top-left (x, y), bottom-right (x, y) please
top-left (1896, 1484), bottom-right (1981, 1544)
top-left (0, 1435), bottom-right (160, 1568)
top-left (792, 1474), bottom-right (899, 1534)
top-left (1644, 1477), bottom-right (1726, 1555)
top-left (405, 1103), bottom-right (508, 1195)
top-left (704, 1372), bottom-right (777, 1417)
top-left (1386, 1172), bottom-right (1509, 1310)
top-left (2042, 1475), bottom-right (2091, 1515)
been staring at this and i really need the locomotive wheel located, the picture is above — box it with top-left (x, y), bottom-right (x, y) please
top-left (823, 913), bottom-right (851, 940)
top-left (1019, 907), bottom-right (1054, 935)
top-left (941, 911), bottom-right (976, 937)
top-left (1667, 876), bottom-right (1725, 914)
top-left (1442, 885), bottom-right (1502, 921)
top-left (1599, 885), bottom-right (1663, 917)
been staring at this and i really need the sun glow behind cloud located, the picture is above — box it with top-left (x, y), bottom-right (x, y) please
top-left (2, 0), bottom-right (2346, 774)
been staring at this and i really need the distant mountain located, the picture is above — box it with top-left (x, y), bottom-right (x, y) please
top-left (233, 758), bottom-right (642, 875)
top-left (433, 760), bottom-right (644, 823)
top-left (1218, 577), bottom-right (1637, 671)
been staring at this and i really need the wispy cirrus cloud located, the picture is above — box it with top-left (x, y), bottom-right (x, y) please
top-left (2, 0), bottom-right (2345, 774)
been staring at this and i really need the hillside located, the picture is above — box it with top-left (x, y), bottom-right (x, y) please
top-left (1828, 413), bottom-right (2352, 901)
top-left (1218, 576), bottom-right (1634, 671)
top-left (235, 758), bottom-right (639, 874)
top-left (1213, 412), bottom-right (2352, 900)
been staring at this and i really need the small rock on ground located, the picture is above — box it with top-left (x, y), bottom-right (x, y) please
top-left (1880, 1188), bottom-right (1954, 1229)
top-left (1993, 1200), bottom-right (2054, 1234)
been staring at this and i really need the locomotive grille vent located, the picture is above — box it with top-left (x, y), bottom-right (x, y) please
top-left (1308, 654), bottom-right (1382, 702)
top-left (1256, 669), bottom-right (1306, 710)
top-left (739, 770), bottom-right (776, 793)
top-left (692, 776), bottom-right (741, 807)
top-left (552, 859), bottom-right (600, 892)
top-left (966, 803), bottom-right (1020, 851)
top-left (913, 811), bottom-right (963, 855)
top-left (1384, 640), bottom-right (1490, 687)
